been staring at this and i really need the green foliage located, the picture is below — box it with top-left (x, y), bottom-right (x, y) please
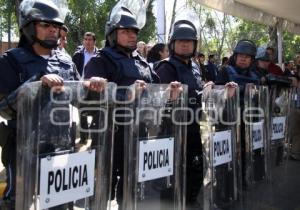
top-left (138, 0), bottom-right (156, 43)
top-left (0, 0), bottom-right (19, 39)
top-left (283, 32), bottom-right (300, 62)
top-left (66, 0), bottom-right (118, 54)
top-left (229, 19), bottom-right (269, 47)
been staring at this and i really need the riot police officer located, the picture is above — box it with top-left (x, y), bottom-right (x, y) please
top-left (216, 39), bottom-right (259, 87)
top-left (84, 5), bottom-right (161, 208)
top-left (0, 0), bottom-right (105, 208)
top-left (254, 47), bottom-right (272, 85)
top-left (155, 20), bottom-right (204, 208)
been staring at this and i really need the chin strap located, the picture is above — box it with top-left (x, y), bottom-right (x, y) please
top-left (174, 52), bottom-right (194, 60)
top-left (35, 37), bottom-right (58, 49)
top-left (116, 44), bottom-right (136, 54)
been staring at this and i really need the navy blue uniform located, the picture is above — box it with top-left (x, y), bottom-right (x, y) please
top-left (84, 46), bottom-right (159, 207)
top-left (0, 45), bottom-right (79, 203)
top-left (155, 56), bottom-right (203, 206)
top-left (85, 47), bottom-right (159, 85)
top-left (205, 60), bottom-right (218, 82)
top-left (216, 65), bottom-right (259, 87)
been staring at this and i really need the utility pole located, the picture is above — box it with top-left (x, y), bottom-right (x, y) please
top-left (169, 0), bottom-right (178, 34)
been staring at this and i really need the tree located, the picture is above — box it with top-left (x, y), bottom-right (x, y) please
top-left (0, 0), bottom-right (20, 48)
top-left (66, 0), bottom-right (118, 53)
top-left (138, 0), bottom-right (156, 43)
top-left (187, 1), bottom-right (235, 61)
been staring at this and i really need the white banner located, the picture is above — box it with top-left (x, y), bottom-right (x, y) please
top-left (39, 150), bottom-right (95, 209)
top-left (156, 0), bottom-right (165, 42)
top-left (252, 121), bottom-right (264, 150)
top-left (271, 116), bottom-right (286, 140)
top-left (213, 130), bottom-right (232, 167)
top-left (138, 137), bottom-right (174, 182)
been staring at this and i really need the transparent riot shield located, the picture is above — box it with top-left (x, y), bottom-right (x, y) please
top-left (200, 85), bottom-right (241, 210)
top-left (244, 84), bottom-right (270, 187)
top-left (289, 84), bottom-right (300, 160)
top-left (123, 84), bottom-right (188, 210)
top-left (269, 85), bottom-right (291, 181)
top-left (16, 81), bottom-right (116, 210)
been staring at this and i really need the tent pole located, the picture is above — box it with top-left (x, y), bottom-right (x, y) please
top-left (277, 18), bottom-right (284, 69)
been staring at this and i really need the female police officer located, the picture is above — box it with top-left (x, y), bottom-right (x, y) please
top-left (0, 0), bottom-right (105, 208)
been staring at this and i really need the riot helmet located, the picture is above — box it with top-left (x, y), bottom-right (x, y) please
top-left (105, 6), bottom-right (139, 49)
top-left (169, 20), bottom-right (198, 59)
top-left (19, 0), bottom-right (66, 49)
top-left (233, 39), bottom-right (257, 57)
top-left (255, 47), bottom-right (271, 61)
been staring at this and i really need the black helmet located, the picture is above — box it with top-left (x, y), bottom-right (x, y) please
top-left (169, 20), bottom-right (197, 42)
top-left (19, 0), bottom-right (64, 49)
top-left (105, 6), bottom-right (139, 47)
top-left (20, 0), bottom-right (64, 29)
top-left (233, 39), bottom-right (257, 56)
top-left (169, 20), bottom-right (198, 58)
top-left (255, 47), bottom-right (271, 61)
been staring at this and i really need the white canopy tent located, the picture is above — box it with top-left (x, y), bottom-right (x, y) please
top-left (194, 0), bottom-right (300, 65)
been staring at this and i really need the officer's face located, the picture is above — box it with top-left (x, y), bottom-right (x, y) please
top-left (174, 40), bottom-right (194, 56)
top-left (236, 54), bottom-right (252, 69)
top-left (258, 60), bottom-right (270, 70)
top-left (83, 35), bottom-right (96, 51)
top-left (117, 29), bottom-right (138, 49)
top-left (35, 21), bottom-right (60, 42)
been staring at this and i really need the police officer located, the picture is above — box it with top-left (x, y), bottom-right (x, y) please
top-left (84, 5), bottom-right (160, 208)
top-left (0, 0), bottom-right (105, 208)
top-left (254, 47), bottom-right (272, 85)
top-left (155, 20), bottom-right (204, 208)
top-left (216, 39), bottom-right (259, 87)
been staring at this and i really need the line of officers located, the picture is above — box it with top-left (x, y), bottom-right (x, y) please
top-left (0, 0), bottom-right (298, 209)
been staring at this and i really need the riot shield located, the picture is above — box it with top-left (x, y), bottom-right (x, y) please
top-left (200, 85), bottom-right (241, 210)
top-left (123, 84), bottom-right (188, 210)
top-left (269, 85), bottom-right (291, 181)
top-left (243, 84), bottom-right (270, 187)
top-left (289, 84), bottom-right (300, 160)
top-left (16, 81), bottom-right (116, 210)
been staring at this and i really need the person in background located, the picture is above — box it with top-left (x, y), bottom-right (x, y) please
top-left (295, 52), bottom-right (300, 77)
top-left (219, 56), bottom-right (229, 71)
top-left (57, 25), bottom-right (70, 58)
top-left (145, 42), bottom-right (153, 58)
top-left (284, 60), bottom-right (296, 76)
top-left (136, 41), bottom-right (146, 58)
top-left (72, 32), bottom-right (98, 144)
top-left (146, 43), bottom-right (169, 68)
top-left (266, 46), bottom-right (284, 75)
top-left (72, 32), bottom-right (98, 78)
top-left (205, 54), bottom-right (218, 82)
top-left (193, 52), bottom-right (206, 80)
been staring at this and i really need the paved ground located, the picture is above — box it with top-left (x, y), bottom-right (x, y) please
top-left (242, 158), bottom-right (300, 210)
